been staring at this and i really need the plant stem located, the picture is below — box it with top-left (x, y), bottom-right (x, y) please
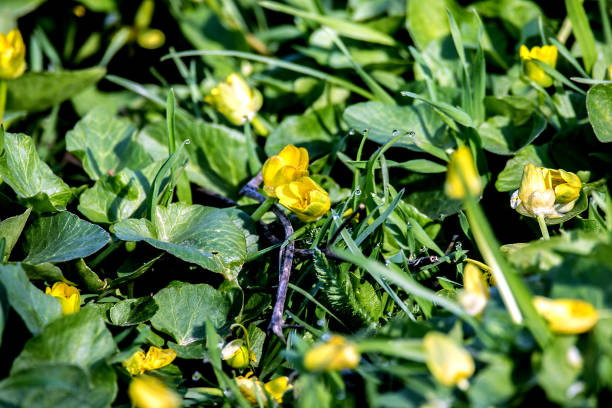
top-left (0, 80), bottom-right (7, 125)
top-left (251, 115), bottom-right (268, 136)
top-left (251, 197), bottom-right (275, 222)
top-left (244, 120), bottom-right (262, 176)
top-left (537, 214), bottom-right (550, 240)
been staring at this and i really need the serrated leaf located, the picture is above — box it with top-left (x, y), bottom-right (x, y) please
top-left (343, 101), bottom-right (451, 160)
top-left (66, 107), bottom-right (152, 180)
top-left (112, 203), bottom-right (246, 280)
top-left (11, 308), bottom-right (118, 374)
top-left (109, 297), bottom-right (158, 326)
top-left (587, 83), bottom-right (612, 143)
top-left (0, 133), bottom-right (72, 212)
top-left (138, 116), bottom-right (250, 197)
top-left (0, 208), bottom-right (31, 262)
top-left (150, 282), bottom-right (230, 345)
top-left (6, 68), bottom-right (106, 112)
top-left (265, 105), bottom-right (339, 158)
top-left (0, 263), bottom-right (63, 335)
top-left (24, 212), bottom-right (110, 265)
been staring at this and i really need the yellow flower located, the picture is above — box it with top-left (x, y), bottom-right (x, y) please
top-left (261, 145), bottom-right (309, 197)
top-left (205, 73), bottom-right (263, 126)
top-left (444, 146), bottom-right (482, 199)
top-left (533, 296), bottom-right (598, 334)
top-left (457, 263), bottom-right (490, 316)
top-left (511, 164), bottom-right (581, 219)
top-left (264, 376), bottom-right (292, 404)
top-left (45, 282), bottom-right (81, 315)
top-left (123, 347), bottom-right (177, 375)
top-left (221, 339), bottom-right (255, 369)
top-left (0, 29), bottom-right (26, 80)
top-left (235, 372), bottom-right (265, 405)
top-left (275, 176), bottom-right (331, 222)
top-left (423, 331), bottom-right (475, 388)
top-left (128, 375), bottom-right (181, 408)
top-left (520, 45), bottom-right (558, 88)
top-left (303, 335), bottom-right (360, 372)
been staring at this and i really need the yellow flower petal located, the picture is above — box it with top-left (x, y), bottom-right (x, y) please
top-left (0, 29), bottom-right (26, 80)
top-left (142, 347), bottom-right (177, 371)
top-left (533, 296), bottom-right (598, 334)
top-left (262, 145), bottom-right (309, 197)
top-left (423, 332), bottom-right (474, 387)
top-left (444, 146), bottom-right (482, 199)
top-left (276, 176), bottom-right (330, 222)
top-left (129, 376), bottom-right (181, 408)
top-left (303, 335), bottom-right (360, 372)
top-left (519, 44), bottom-right (557, 88)
top-left (264, 376), bottom-right (292, 403)
top-left (206, 73), bottom-right (263, 125)
top-left (45, 282), bottom-right (81, 315)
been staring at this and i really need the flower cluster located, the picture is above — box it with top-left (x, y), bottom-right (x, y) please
top-left (262, 145), bottom-right (331, 222)
top-left (123, 346), bottom-right (177, 376)
top-left (520, 44), bottom-right (558, 88)
top-left (511, 163), bottom-right (581, 220)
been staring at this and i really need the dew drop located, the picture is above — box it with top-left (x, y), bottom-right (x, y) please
top-left (202, 357), bottom-right (210, 364)
top-left (392, 129), bottom-right (400, 137)
top-left (407, 131), bottom-right (416, 137)
top-left (192, 371), bottom-right (202, 381)
top-left (362, 128), bottom-right (370, 136)
top-left (185, 139), bottom-right (191, 145)
top-left (317, 319), bottom-right (325, 327)
top-left (400, 91), bottom-right (410, 96)
top-left (321, 333), bottom-right (332, 341)
top-left (223, 389), bottom-right (232, 398)
top-left (349, 129), bottom-right (355, 136)
top-left (354, 187), bottom-right (362, 196)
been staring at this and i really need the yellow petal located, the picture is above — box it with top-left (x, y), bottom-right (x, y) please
top-left (423, 332), bottom-right (474, 387)
top-left (303, 335), bottom-right (360, 372)
top-left (444, 146), bottom-right (482, 199)
top-left (123, 350), bottom-right (147, 375)
top-left (533, 296), bottom-right (598, 334)
top-left (142, 347), bottom-right (177, 371)
top-left (264, 376), bottom-right (292, 403)
top-left (129, 376), bottom-right (181, 408)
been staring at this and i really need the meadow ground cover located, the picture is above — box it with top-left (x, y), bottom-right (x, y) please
top-left (0, 0), bottom-right (611, 407)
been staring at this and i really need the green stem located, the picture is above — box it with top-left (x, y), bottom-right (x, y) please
top-left (162, 90), bottom-right (177, 206)
top-left (251, 197), bottom-right (275, 222)
top-left (244, 120), bottom-right (262, 176)
top-left (537, 214), bottom-right (550, 240)
top-left (0, 80), bottom-right (7, 125)
top-left (251, 114), bottom-right (268, 136)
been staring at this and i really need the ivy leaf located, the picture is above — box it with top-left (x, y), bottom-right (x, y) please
top-left (112, 203), bottom-right (246, 280)
top-left (66, 107), bottom-right (152, 180)
top-left (0, 263), bottom-right (63, 335)
top-left (24, 212), bottom-right (110, 265)
top-left (0, 133), bottom-right (72, 212)
top-left (150, 282), bottom-right (230, 345)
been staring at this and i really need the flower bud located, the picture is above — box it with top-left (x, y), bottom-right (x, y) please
top-left (533, 296), bottom-right (598, 334)
top-left (45, 282), bottom-right (81, 315)
top-left (520, 45), bottom-right (558, 88)
top-left (423, 331), bottom-right (475, 388)
top-left (261, 145), bottom-right (309, 197)
top-left (0, 29), bottom-right (26, 80)
top-left (128, 375), bottom-right (181, 408)
top-left (205, 73), bottom-right (263, 125)
top-left (444, 146), bottom-right (482, 199)
top-left (275, 176), bottom-right (331, 222)
top-left (221, 339), bottom-right (253, 369)
top-left (303, 335), bottom-right (360, 372)
top-left (457, 263), bottom-right (490, 316)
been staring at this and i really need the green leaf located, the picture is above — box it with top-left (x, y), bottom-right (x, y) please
top-left (77, 161), bottom-right (162, 224)
top-left (0, 0), bottom-right (45, 17)
top-left (343, 102), bottom-right (451, 160)
top-left (150, 282), bottom-right (230, 345)
top-left (6, 68), bottom-right (106, 112)
top-left (586, 83), bottom-right (612, 143)
top-left (0, 208), bottom-right (31, 262)
top-left (11, 308), bottom-right (117, 374)
top-left (495, 144), bottom-right (553, 192)
top-left (23, 211), bottom-right (110, 265)
top-left (139, 116), bottom-right (250, 197)
top-left (109, 297), bottom-right (158, 326)
top-left (478, 114), bottom-right (547, 155)
top-left (0, 133), bottom-right (72, 212)
top-left (66, 107), bottom-right (152, 180)
top-left (401, 91), bottom-right (474, 127)
top-left (565, 0), bottom-right (597, 74)
top-left (265, 105), bottom-right (339, 158)
top-left (0, 263), bottom-right (62, 335)
top-left (22, 262), bottom-right (75, 285)
top-left (468, 355), bottom-right (515, 407)
top-left (537, 337), bottom-right (582, 404)
top-left (112, 203), bottom-right (246, 280)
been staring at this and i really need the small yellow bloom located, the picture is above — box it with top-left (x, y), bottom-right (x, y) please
top-left (457, 263), bottom-right (490, 316)
top-left (128, 375), bottom-right (181, 408)
top-left (221, 339), bottom-right (255, 369)
top-left (235, 372), bottom-right (264, 404)
top-left (275, 176), bottom-right (331, 222)
top-left (123, 346), bottom-right (177, 375)
top-left (205, 73), bottom-right (263, 126)
top-left (303, 335), bottom-right (360, 372)
top-left (520, 45), bottom-right (558, 88)
top-left (423, 331), bottom-right (475, 388)
top-left (0, 29), bottom-right (26, 80)
top-left (264, 376), bottom-right (292, 404)
top-left (45, 282), bottom-right (81, 315)
top-left (261, 145), bottom-right (309, 197)
top-left (123, 350), bottom-right (146, 376)
top-left (137, 28), bottom-right (165, 49)
top-left (511, 163), bottom-right (581, 219)
top-left (444, 146), bottom-right (482, 199)
top-left (533, 296), bottom-right (598, 334)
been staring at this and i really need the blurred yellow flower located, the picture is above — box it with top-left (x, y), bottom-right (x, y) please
top-left (45, 282), bottom-right (81, 315)
top-left (129, 375), bottom-right (181, 408)
top-left (0, 29), bottom-right (26, 80)
top-left (533, 296), bottom-right (598, 334)
top-left (221, 339), bottom-right (255, 369)
top-left (275, 176), bottom-right (330, 222)
top-left (457, 263), bottom-right (490, 316)
top-left (264, 376), bottom-right (292, 404)
top-left (235, 372), bottom-right (292, 405)
top-left (445, 146), bottom-right (482, 199)
top-left (123, 346), bottom-right (177, 375)
top-left (205, 73), bottom-right (263, 126)
top-left (303, 335), bottom-right (360, 372)
top-left (511, 164), bottom-right (581, 219)
top-left (262, 145), bottom-right (309, 197)
top-left (423, 331), bottom-right (474, 388)
top-left (520, 45), bottom-right (558, 88)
